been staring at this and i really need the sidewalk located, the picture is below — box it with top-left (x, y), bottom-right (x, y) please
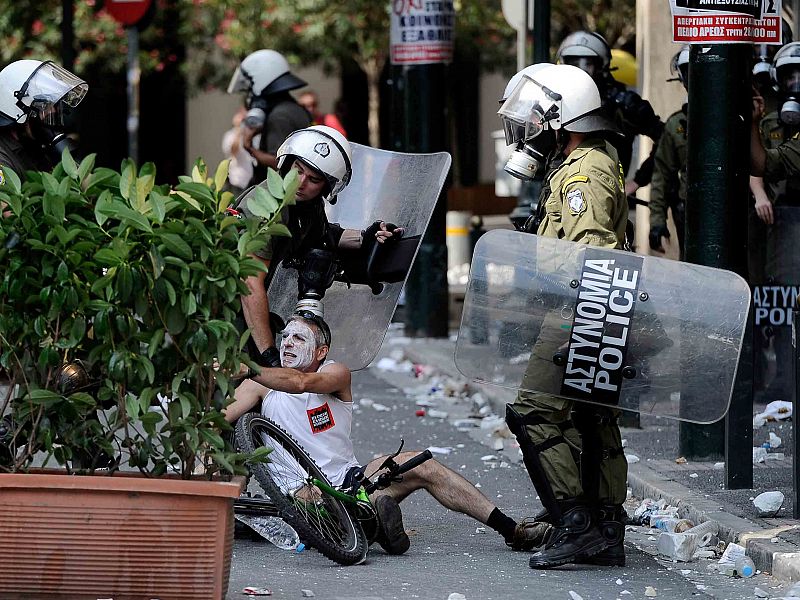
top-left (388, 330), bottom-right (800, 581)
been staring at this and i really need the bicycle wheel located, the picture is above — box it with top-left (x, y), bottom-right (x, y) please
top-left (235, 413), bottom-right (368, 565)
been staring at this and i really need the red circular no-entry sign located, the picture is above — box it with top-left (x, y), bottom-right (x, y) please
top-left (105, 0), bottom-right (152, 26)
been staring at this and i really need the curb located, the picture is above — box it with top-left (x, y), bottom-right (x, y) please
top-left (395, 336), bottom-right (800, 578)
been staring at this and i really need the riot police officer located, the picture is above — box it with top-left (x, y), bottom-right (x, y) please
top-left (235, 125), bottom-right (402, 368)
top-left (0, 60), bottom-right (87, 181)
top-left (649, 46), bottom-right (689, 257)
top-left (228, 49), bottom-right (312, 187)
top-left (498, 64), bottom-right (628, 569)
top-left (556, 31), bottom-right (664, 197)
top-left (751, 42), bottom-right (800, 402)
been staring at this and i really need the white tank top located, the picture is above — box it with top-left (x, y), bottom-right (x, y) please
top-left (261, 360), bottom-right (359, 487)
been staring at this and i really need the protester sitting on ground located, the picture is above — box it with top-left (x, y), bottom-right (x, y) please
top-left (224, 311), bottom-right (543, 554)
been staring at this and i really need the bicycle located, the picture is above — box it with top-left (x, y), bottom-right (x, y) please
top-left (233, 412), bottom-right (432, 566)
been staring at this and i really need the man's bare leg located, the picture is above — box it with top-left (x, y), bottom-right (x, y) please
top-left (366, 451), bottom-right (496, 523)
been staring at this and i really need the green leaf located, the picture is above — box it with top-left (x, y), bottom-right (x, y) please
top-left (135, 173), bottom-right (155, 211)
top-left (1, 165), bottom-right (21, 194)
top-left (42, 193), bottom-right (65, 222)
top-left (77, 154), bottom-right (97, 183)
top-left (149, 244), bottom-right (165, 279)
top-left (69, 316), bottom-right (86, 345)
top-left (149, 191), bottom-right (167, 224)
top-left (119, 161), bottom-right (135, 200)
top-left (147, 328), bottom-right (165, 358)
top-left (139, 356), bottom-right (155, 384)
top-left (94, 248), bottom-right (124, 267)
top-left (159, 232), bottom-right (193, 260)
top-left (199, 428), bottom-right (225, 449)
top-left (27, 389), bottom-right (63, 407)
top-left (282, 169), bottom-right (299, 205)
top-left (266, 168), bottom-right (285, 199)
top-left (114, 204), bottom-right (153, 233)
top-left (116, 264), bottom-right (133, 301)
top-left (165, 305), bottom-right (186, 334)
top-left (94, 190), bottom-right (113, 226)
top-left (61, 148), bottom-right (79, 179)
top-left (180, 395), bottom-right (192, 419)
top-left (214, 159), bottom-right (230, 192)
top-left (266, 223), bottom-right (292, 237)
top-left (41, 172), bottom-right (59, 195)
top-left (175, 182), bottom-right (214, 205)
top-left (181, 293), bottom-right (197, 316)
top-left (247, 186), bottom-right (279, 219)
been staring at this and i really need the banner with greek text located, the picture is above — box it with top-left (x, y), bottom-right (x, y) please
top-left (670, 0), bottom-right (781, 44)
top-left (390, 0), bottom-right (456, 65)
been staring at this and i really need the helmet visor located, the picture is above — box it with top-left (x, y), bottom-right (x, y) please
top-left (227, 66), bottom-right (250, 94)
top-left (498, 75), bottom-right (560, 139)
top-left (21, 62), bottom-right (87, 127)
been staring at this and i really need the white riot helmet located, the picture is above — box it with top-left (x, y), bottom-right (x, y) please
top-left (227, 49), bottom-right (307, 98)
top-left (556, 31), bottom-right (612, 81)
top-left (276, 125), bottom-right (353, 203)
top-left (0, 60), bottom-right (87, 127)
top-left (499, 63), bottom-right (554, 107)
top-left (499, 64), bottom-right (616, 140)
top-left (670, 45), bottom-right (690, 87)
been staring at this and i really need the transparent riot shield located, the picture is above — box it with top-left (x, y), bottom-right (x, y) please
top-left (268, 144), bottom-right (451, 370)
top-left (455, 230), bottom-right (751, 424)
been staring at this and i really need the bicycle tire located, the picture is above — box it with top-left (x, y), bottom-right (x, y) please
top-left (235, 413), bottom-right (368, 566)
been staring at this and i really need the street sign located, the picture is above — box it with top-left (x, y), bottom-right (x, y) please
top-left (390, 0), bottom-right (455, 65)
top-left (669, 0), bottom-right (782, 44)
top-left (105, 0), bottom-right (152, 26)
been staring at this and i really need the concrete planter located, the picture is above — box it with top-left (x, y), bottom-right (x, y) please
top-left (0, 470), bottom-right (244, 599)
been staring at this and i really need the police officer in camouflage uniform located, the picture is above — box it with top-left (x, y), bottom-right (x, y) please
top-left (556, 31), bottom-right (664, 197)
top-left (751, 42), bottom-right (800, 401)
top-left (498, 64), bottom-right (628, 569)
top-left (649, 46), bottom-right (689, 257)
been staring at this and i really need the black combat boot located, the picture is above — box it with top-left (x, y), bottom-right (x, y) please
top-left (528, 499), bottom-right (608, 569)
top-left (578, 504), bottom-right (626, 566)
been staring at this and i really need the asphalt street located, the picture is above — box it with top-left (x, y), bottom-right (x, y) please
top-left (226, 337), bottom-right (793, 600)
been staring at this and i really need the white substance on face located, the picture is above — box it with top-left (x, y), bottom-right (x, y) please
top-left (280, 321), bottom-right (316, 369)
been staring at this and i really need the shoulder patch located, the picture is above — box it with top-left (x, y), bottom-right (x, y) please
top-left (0, 167), bottom-right (4, 186)
top-left (566, 188), bottom-right (586, 215)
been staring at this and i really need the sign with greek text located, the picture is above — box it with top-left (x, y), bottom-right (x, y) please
top-left (390, 0), bottom-right (456, 65)
top-left (669, 0), bottom-right (781, 44)
top-left (753, 285), bottom-right (800, 326)
top-left (560, 249), bottom-right (643, 405)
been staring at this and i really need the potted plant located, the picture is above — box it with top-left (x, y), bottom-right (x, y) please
top-left (0, 150), bottom-right (296, 599)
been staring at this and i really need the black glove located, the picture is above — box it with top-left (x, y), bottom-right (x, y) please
top-left (362, 221), bottom-right (402, 244)
top-left (255, 346), bottom-right (281, 368)
top-left (648, 224), bottom-right (670, 251)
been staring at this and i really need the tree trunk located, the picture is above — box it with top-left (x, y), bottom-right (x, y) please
top-left (362, 58), bottom-right (382, 148)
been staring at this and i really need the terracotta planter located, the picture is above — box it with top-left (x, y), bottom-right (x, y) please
top-left (0, 470), bottom-right (245, 600)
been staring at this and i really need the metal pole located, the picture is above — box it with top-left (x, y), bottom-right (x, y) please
top-left (61, 0), bottom-right (75, 71)
top-left (126, 27), bottom-right (140, 163)
top-left (679, 44), bottom-right (753, 477)
top-left (793, 305), bottom-right (799, 517)
top-left (508, 0), bottom-right (549, 230)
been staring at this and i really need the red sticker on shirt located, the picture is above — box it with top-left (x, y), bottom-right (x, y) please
top-left (307, 402), bottom-right (335, 434)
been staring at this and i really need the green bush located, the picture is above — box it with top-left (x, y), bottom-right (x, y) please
top-left (0, 151), bottom-right (296, 478)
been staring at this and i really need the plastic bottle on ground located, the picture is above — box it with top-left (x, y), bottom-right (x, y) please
top-left (247, 515), bottom-right (301, 550)
top-left (735, 556), bottom-right (755, 578)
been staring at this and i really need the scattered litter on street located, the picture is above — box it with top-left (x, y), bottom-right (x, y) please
top-left (769, 432), bottom-right (782, 448)
top-left (713, 462), bottom-right (725, 470)
top-left (301, 590), bottom-right (315, 598)
top-left (657, 531), bottom-right (698, 561)
top-left (753, 491), bottom-right (784, 516)
top-left (753, 446), bottom-right (768, 464)
top-left (242, 587), bottom-right (273, 596)
top-left (675, 456), bottom-right (687, 464)
top-left (427, 446), bottom-right (453, 455)
top-left (568, 591), bottom-right (583, 600)
top-left (480, 455), bottom-right (498, 461)
top-left (644, 586), bottom-right (657, 597)
top-left (372, 403), bottom-right (391, 412)
top-left (447, 593), bottom-right (466, 600)
top-left (475, 526), bottom-right (486, 534)
top-left (625, 454), bottom-right (640, 464)
top-left (426, 409), bottom-right (449, 418)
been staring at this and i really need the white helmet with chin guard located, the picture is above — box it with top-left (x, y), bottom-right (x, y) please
top-left (227, 49), bottom-right (307, 98)
top-left (277, 125), bottom-right (353, 203)
top-left (0, 60), bottom-right (87, 127)
top-left (498, 63), bottom-right (617, 144)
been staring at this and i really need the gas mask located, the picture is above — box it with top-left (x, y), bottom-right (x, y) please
top-left (779, 67), bottom-right (800, 126)
top-left (28, 102), bottom-right (80, 162)
top-left (503, 127), bottom-right (557, 180)
top-left (243, 94), bottom-right (268, 129)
